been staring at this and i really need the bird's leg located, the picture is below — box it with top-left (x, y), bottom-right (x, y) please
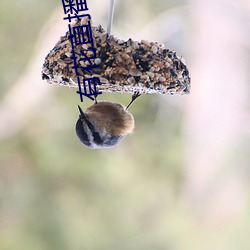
top-left (126, 91), bottom-right (141, 110)
top-left (94, 94), bottom-right (98, 104)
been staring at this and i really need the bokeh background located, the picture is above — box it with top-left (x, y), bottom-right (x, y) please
top-left (1, 0), bottom-right (250, 249)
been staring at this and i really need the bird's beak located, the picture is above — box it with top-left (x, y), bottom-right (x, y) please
top-left (77, 105), bottom-right (86, 119)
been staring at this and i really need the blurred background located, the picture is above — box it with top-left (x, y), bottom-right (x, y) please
top-left (1, 0), bottom-right (250, 249)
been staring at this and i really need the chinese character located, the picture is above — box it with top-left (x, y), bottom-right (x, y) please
top-left (68, 22), bottom-right (94, 47)
top-left (61, 0), bottom-right (77, 15)
top-left (76, 0), bottom-right (88, 12)
top-left (61, 0), bottom-right (102, 100)
top-left (77, 77), bottom-right (102, 101)
top-left (78, 47), bottom-right (99, 73)
top-left (64, 13), bottom-right (90, 22)
top-left (70, 49), bottom-right (99, 75)
top-left (62, 0), bottom-right (89, 22)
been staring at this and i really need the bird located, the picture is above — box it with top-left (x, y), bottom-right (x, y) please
top-left (75, 92), bottom-right (140, 149)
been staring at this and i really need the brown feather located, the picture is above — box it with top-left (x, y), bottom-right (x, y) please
top-left (85, 101), bottom-right (134, 135)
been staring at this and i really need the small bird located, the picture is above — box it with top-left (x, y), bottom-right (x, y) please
top-left (75, 93), bottom-right (140, 149)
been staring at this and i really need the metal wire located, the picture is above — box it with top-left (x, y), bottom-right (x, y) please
top-left (107, 0), bottom-right (115, 34)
